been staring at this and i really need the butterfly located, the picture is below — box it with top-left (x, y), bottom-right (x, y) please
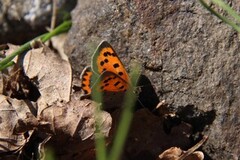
top-left (80, 41), bottom-right (131, 100)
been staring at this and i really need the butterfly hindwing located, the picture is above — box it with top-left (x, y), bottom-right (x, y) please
top-left (98, 71), bottom-right (129, 92)
top-left (81, 69), bottom-right (129, 93)
top-left (80, 66), bottom-right (92, 95)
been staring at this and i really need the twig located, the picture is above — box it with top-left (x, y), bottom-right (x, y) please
top-left (178, 136), bottom-right (208, 160)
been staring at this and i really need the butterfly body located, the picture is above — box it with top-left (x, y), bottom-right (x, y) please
top-left (80, 41), bottom-right (131, 108)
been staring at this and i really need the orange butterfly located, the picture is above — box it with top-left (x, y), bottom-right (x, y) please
top-left (80, 41), bottom-right (131, 96)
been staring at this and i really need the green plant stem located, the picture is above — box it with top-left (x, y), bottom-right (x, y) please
top-left (0, 61), bottom-right (15, 71)
top-left (108, 66), bottom-right (140, 160)
top-left (212, 0), bottom-right (240, 24)
top-left (0, 34), bottom-right (46, 67)
top-left (92, 73), bottom-right (106, 160)
top-left (0, 20), bottom-right (72, 70)
top-left (198, 0), bottom-right (240, 32)
top-left (107, 90), bottom-right (137, 160)
top-left (41, 20), bottom-right (71, 42)
top-left (94, 105), bottom-right (107, 160)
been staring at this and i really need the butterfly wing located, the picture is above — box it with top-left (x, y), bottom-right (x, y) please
top-left (81, 41), bottom-right (130, 94)
top-left (98, 71), bottom-right (129, 92)
top-left (80, 67), bottom-right (129, 94)
top-left (80, 66), bottom-right (92, 95)
top-left (91, 41), bottom-right (130, 85)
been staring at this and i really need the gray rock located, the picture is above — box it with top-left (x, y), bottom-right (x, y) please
top-left (65, 0), bottom-right (240, 159)
top-left (0, 0), bottom-right (76, 44)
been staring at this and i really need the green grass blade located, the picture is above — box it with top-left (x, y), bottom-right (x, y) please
top-left (41, 20), bottom-right (72, 42)
top-left (94, 108), bottom-right (107, 160)
top-left (44, 147), bottom-right (55, 160)
top-left (91, 73), bottom-right (106, 160)
top-left (212, 0), bottom-right (240, 23)
top-left (198, 0), bottom-right (240, 32)
top-left (108, 64), bottom-right (140, 160)
top-left (0, 61), bottom-right (15, 70)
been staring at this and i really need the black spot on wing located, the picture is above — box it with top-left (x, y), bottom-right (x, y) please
top-left (100, 61), bottom-right (104, 66)
top-left (113, 63), bottom-right (120, 68)
top-left (103, 79), bottom-right (109, 83)
top-left (111, 52), bottom-right (117, 57)
top-left (83, 90), bottom-right (89, 94)
top-left (118, 72), bottom-right (123, 76)
top-left (114, 81), bottom-right (120, 86)
top-left (119, 86), bottom-right (124, 89)
top-left (107, 77), bottom-right (112, 81)
top-left (103, 52), bottom-right (110, 57)
top-left (83, 72), bottom-right (88, 76)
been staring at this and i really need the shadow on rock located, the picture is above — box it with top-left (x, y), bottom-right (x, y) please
top-left (136, 74), bottom-right (159, 111)
top-left (176, 105), bottom-right (216, 133)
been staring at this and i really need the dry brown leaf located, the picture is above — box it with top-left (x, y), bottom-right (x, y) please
top-left (2, 44), bottom-right (71, 106)
top-left (0, 44), bottom-right (72, 158)
top-left (4, 68), bottom-right (40, 101)
top-left (0, 44), bottom-right (19, 95)
top-left (37, 98), bottom-right (112, 159)
top-left (184, 151), bottom-right (204, 160)
top-left (39, 98), bottom-right (112, 140)
top-left (157, 136), bottom-right (207, 160)
top-left (157, 147), bottom-right (204, 160)
top-left (23, 45), bottom-right (72, 113)
top-left (50, 34), bottom-right (69, 61)
top-left (158, 147), bottom-right (183, 160)
top-left (0, 95), bottom-right (33, 153)
top-left (0, 74), bottom-right (4, 95)
top-left (1, 97), bottom-right (112, 159)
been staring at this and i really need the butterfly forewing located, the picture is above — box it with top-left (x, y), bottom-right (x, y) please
top-left (92, 41), bottom-right (130, 84)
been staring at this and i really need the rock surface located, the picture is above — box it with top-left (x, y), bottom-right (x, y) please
top-left (0, 0), bottom-right (76, 44)
top-left (65, 0), bottom-right (240, 159)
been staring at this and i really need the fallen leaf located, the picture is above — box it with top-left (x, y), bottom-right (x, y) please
top-left (50, 33), bottom-right (69, 61)
top-left (4, 68), bottom-right (40, 101)
top-left (23, 45), bottom-right (72, 113)
top-left (157, 136), bottom-right (207, 160)
top-left (38, 98), bottom-right (112, 159)
top-left (0, 95), bottom-right (33, 153)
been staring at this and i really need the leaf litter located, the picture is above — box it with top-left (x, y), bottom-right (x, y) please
top-left (0, 41), bottom-right (207, 160)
